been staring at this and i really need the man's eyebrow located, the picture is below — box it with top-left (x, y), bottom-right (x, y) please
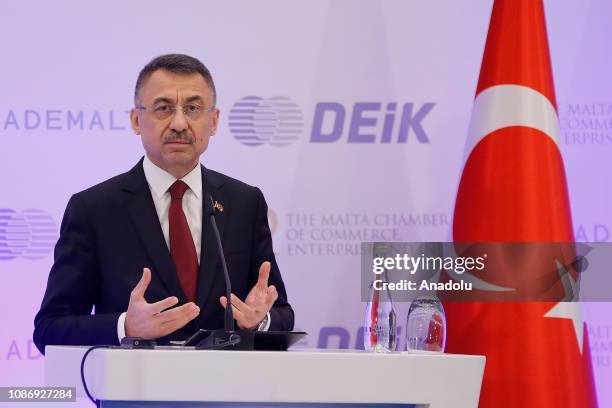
top-left (185, 95), bottom-right (205, 103)
top-left (149, 95), bottom-right (206, 105)
top-left (151, 96), bottom-right (174, 105)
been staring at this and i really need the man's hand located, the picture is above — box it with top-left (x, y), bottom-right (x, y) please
top-left (125, 268), bottom-right (200, 339)
top-left (220, 261), bottom-right (278, 329)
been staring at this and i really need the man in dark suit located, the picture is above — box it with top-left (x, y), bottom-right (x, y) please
top-left (34, 54), bottom-right (294, 354)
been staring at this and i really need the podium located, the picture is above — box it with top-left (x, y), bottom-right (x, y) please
top-left (45, 345), bottom-right (485, 407)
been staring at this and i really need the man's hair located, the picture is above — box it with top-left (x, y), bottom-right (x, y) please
top-left (134, 54), bottom-right (217, 105)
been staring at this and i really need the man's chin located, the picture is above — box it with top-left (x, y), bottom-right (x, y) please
top-left (155, 154), bottom-right (200, 176)
top-left (161, 143), bottom-right (195, 157)
top-left (159, 150), bottom-right (195, 163)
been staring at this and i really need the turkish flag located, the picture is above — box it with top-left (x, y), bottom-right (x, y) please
top-left (446, 0), bottom-right (598, 406)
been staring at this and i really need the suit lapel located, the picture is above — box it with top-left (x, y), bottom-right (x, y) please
top-left (195, 165), bottom-right (227, 313)
top-left (122, 159), bottom-right (188, 304)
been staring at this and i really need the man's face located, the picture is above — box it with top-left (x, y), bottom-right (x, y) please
top-left (130, 69), bottom-right (219, 177)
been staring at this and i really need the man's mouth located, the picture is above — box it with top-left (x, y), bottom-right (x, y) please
top-left (164, 139), bottom-right (192, 145)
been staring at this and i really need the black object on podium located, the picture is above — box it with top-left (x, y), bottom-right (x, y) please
top-left (183, 329), bottom-right (306, 350)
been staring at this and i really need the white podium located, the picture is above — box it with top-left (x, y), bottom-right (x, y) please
top-left (45, 346), bottom-right (485, 408)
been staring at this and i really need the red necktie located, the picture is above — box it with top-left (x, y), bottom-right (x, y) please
top-left (169, 180), bottom-right (198, 302)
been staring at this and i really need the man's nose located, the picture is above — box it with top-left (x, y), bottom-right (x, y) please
top-left (169, 108), bottom-right (188, 132)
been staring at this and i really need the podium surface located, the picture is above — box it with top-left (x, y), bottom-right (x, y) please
top-left (45, 345), bottom-right (485, 408)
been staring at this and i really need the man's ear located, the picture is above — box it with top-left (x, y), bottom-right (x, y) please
top-left (210, 108), bottom-right (220, 135)
top-left (130, 108), bottom-right (140, 135)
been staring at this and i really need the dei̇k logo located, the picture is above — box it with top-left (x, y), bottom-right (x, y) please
top-left (0, 209), bottom-right (57, 261)
top-left (229, 95), bottom-right (436, 147)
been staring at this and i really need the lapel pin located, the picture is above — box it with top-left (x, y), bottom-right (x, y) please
top-left (214, 200), bottom-right (224, 213)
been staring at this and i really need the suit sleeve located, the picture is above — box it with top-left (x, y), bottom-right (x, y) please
top-left (33, 194), bottom-right (121, 354)
top-left (251, 188), bottom-right (295, 331)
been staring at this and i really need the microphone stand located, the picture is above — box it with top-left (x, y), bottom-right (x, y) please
top-left (193, 195), bottom-right (254, 350)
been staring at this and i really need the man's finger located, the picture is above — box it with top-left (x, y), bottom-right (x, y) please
top-left (265, 286), bottom-right (278, 307)
top-left (220, 296), bottom-right (231, 311)
top-left (155, 302), bottom-right (199, 324)
top-left (256, 261), bottom-right (271, 291)
top-left (131, 268), bottom-right (151, 300)
top-left (221, 296), bottom-right (246, 322)
top-left (157, 306), bottom-right (200, 337)
top-left (229, 293), bottom-right (249, 311)
top-left (150, 296), bottom-right (179, 314)
top-left (221, 295), bottom-right (248, 316)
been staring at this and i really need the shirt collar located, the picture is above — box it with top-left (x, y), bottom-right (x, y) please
top-left (142, 156), bottom-right (202, 200)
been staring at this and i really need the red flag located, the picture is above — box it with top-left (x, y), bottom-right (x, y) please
top-left (446, 0), bottom-right (598, 406)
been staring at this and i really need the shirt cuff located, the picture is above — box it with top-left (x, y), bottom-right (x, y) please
top-left (117, 312), bottom-right (127, 341)
top-left (257, 311), bottom-right (271, 331)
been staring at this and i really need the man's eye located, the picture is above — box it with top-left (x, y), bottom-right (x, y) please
top-left (186, 104), bottom-right (201, 113)
top-left (154, 105), bottom-right (171, 113)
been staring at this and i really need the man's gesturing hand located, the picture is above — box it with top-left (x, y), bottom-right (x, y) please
top-left (125, 268), bottom-right (200, 339)
top-left (219, 261), bottom-right (278, 330)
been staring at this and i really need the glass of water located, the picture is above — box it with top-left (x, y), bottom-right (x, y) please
top-left (405, 297), bottom-right (446, 353)
top-left (364, 280), bottom-right (397, 353)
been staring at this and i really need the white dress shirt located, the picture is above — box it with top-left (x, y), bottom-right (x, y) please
top-left (117, 156), bottom-right (269, 341)
top-left (143, 155), bottom-right (203, 261)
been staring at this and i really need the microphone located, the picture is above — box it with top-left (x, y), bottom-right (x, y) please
top-left (206, 194), bottom-right (234, 332)
top-left (188, 193), bottom-right (254, 350)
top-left (181, 193), bottom-right (307, 351)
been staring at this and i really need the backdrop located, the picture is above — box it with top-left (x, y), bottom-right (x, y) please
top-left (0, 0), bottom-right (610, 406)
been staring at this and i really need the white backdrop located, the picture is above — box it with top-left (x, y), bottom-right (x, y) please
top-left (0, 1), bottom-right (610, 406)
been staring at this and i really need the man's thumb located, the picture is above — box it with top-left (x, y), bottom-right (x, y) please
top-left (132, 267), bottom-right (151, 299)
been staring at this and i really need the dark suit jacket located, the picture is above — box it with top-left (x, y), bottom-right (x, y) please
top-left (34, 158), bottom-right (294, 354)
